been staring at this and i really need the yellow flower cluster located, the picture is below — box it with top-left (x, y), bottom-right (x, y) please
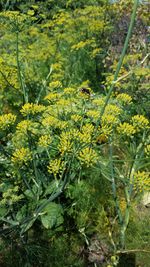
top-left (42, 116), bottom-right (59, 128)
top-left (101, 114), bottom-right (119, 127)
top-left (117, 122), bottom-right (136, 137)
top-left (20, 103), bottom-right (45, 116)
top-left (38, 135), bottom-right (52, 148)
top-left (79, 124), bottom-right (94, 143)
top-left (145, 144), bottom-right (150, 156)
top-left (78, 147), bottom-right (98, 167)
top-left (71, 39), bottom-right (94, 51)
top-left (56, 99), bottom-right (71, 108)
top-left (58, 131), bottom-right (73, 155)
top-left (86, 110), bottom-right (100, 120)
top-left (90, 48), bottom-right (102, 58)
top-left (12, 147), bottom-right (32, 165)
top-left (63, 87), bottom-right (76, 95)
top-left (96, 125), bottom-right (112, 143)
top-left (48, 159), bottom-right (65, 177)
top-left (44, 92), bottom-right (59, 101)
top-left (16, 120), bottom-right (38, 134)
top-left (116, 93), bottom-right (132, 104)
top-left (92, 98), bottom-right (105, 106)
top-left (134, 171), bottom-right (150, 191)
top-left (105, 104), bottom-right (122, 116)
top-left (71, 114), bottom-right (82, 122)
top-left (131, 115), bottom-right (149, 131)
top-left (49, 80), bottom-right (62, 89)
top-left (0, 186), bottom-right (23, 205)
top-left (0, 113), bottom-right (16, 130)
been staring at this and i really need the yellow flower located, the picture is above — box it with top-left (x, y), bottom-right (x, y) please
top-left (71, 114), bottom-right (82, 122)
top-left (131, 115), bottom-right (149, 131)
top-left (92, 98), bottom-right (105, 106)
top-left (16, 120), bottom-right (39, 134)
top-left (117, 122), bottom-right (136, 136)
top-left (49, 80), bottom-right (62, 89)
top-left (20, 103), bottom-right (45, 116)
top-left (58, 131), bottom-right (73, 155)
top-left (38, 135), bottom-right (52, 148)
top-left (145, 144), bottom-right (150, 156)
top-left (78, 147), bottom-right (98, 167)
top-left (0, 113), bottom-right (16, 130)
top-left (105, 104), bottom-right (122, 116)
top-left (101, 114), bottom-right (119, 126)
top-left (96, 125), bottom-right (112, 144)
top-left (48, 159), bottom-right (65, 177)
top-left (79, 124), bottom-right (94, 143)
top-left (42, 116), bottom-right (60, 128)
top-left (44, 92), bottom-right (59, 102)
top-left (12, 148), bottom-right (32, 165)
top-left (56, 99), bottom-right (71, 108)
top-left (63, 87), bottom-right (76, 95)
top-left (90, 48), bottom-right (102, 58)
top-left (86, 110), bottom-right (100, 120)
top-left (134, 171), bottom-right (150, 191)
top-left (116, 93), bottom-right (132, 104)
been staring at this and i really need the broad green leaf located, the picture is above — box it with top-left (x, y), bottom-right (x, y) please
top-left (41, 202), bottom-right (64, 229)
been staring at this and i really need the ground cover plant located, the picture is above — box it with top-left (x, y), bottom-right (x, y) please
top-left (0, 0), bottom-right (150, 266)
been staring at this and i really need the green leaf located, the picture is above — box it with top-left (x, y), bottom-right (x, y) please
top-left (41, 202), bottom-right (64, 229)
top-left (21, 218), bottom-right (36, 234)
top-left (44, 180), bottom-right (63, 196)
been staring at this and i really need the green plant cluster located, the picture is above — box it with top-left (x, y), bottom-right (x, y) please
top-left (0, 0), bottom-right (150, 266)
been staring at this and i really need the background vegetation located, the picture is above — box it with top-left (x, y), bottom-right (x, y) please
top-left (0, 0), bottom-right (149, 266)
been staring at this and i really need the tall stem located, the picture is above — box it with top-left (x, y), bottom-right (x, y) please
top-left (100, 0), bottom-right (139, 117)
top-left (16, 26), bottom-right (28, 104)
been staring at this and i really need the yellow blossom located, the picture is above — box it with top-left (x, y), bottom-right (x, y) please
top-left (38, 135), bottom-right (52, 148)
top-left (131, 115), bottom-right (149, 131)
top-left (71, 114), bottom-right (82, 122)
top-left (79, 124), bottom-right (94, 143)
top-left (16, 120), bottom-right (38, 134)
top-left (58, 131), bottom-right (73, 155)
top-left (105, 104), bottom-right (122, 116)
top-left (42, 116), bottom-right (60, 128)
top-left (12, 148), bottom-right (32, 165)
top-left (63, 87), bottom-right (76, 95)
top-left (86, 110), bottom-right (100, 120)
top-left (90, 48), bottom-right (102, 58)
top-left (145, 144), bottom-right (150, 156)
top-left (49, 80), bottom-right (62, 89)
top-left (101, 114), bottom-right (119, 126)
top-left (92, 98), bottom-right (105, 106)
top-left (44, 92), bottom-right (59, 102)
top-left (117, 122), bottom-right (136, 136)
top-left (0, 113), bottom-right (16, 130)
top-left (78, 147), bottom-right (98, 167)
top-left (133, 171), bottom-right (150, 191)
top-left (20, 103), bottom-right (45, 116)
top-left (116, 93), bottom-right (132, 104)
top-left (48, 159), bottom-right (65, 177)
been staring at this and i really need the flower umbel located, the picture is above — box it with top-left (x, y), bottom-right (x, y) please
top-left (48, 159), bottom-right (65, 177)
top-left (78, 147), bottom-right (98, 167)
top-left (12, 148), bottom-right (32, 165)
top-left (0, 113), bottom-right (16, 130)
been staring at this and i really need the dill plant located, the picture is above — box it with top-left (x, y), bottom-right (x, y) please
top-left (0, 0), bottom-right (150, 266)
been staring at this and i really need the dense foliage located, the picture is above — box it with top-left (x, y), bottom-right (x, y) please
top-left (0, 0), bottom-right (149, 266)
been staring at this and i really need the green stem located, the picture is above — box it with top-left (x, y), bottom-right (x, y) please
top-left (16, 27), bottom-right (28, 104)
top-left (100, 0), bottom-right (139, 117)
top-left (109, 138), bottom-right (123, 226)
